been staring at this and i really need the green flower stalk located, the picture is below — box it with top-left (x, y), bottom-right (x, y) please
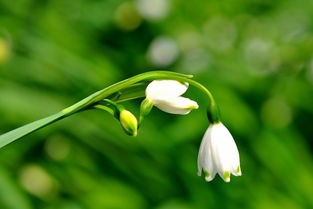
top-left (95, 99), bottom-right (138, 136)
top-left (0, 70), bottom-right (240, 182)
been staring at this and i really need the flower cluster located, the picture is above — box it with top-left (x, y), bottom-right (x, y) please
top-left (142, 80), bottom-right (241, 183)
top-left (0, 70), bottom-right (242, 183)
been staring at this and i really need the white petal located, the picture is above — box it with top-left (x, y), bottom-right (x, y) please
top-left (197, 126), bottom-right (217, 181)
top-left (146, 80), bottom-right (188, 101)
top-left (210, 123), bottom-right (240, 182)
top-left (154, 96), bottom-right (198, 115)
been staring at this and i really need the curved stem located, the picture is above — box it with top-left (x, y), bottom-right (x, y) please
top-left (108, 82), bottom-right (147, 103)
top-left (186, 80), bottom-right (221, 123)
top-left (61, 71), bottom-right (193, 116)
top-left (0, 71), bottom-right (191, 148)
top-left (0, 71), bottom-right (219, 148)
top-left (93, 104), bottom-right (115, 115)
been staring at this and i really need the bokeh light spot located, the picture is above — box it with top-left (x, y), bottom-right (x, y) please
top-left (147, 36), bottom-right (179, 66)
top-left (136, 0), bottom-right (170, 21)
top-left (19, 164), bottom-right (58, 199)
top-left (44, 135), bottom-right (71, 161)
top-left (115, 2), bottom-right (142, 31)
top-left (202, 17), bottom-right (237, 52)
top-left (0, 38), bottom-right (10, 64)
top-left (261, 97), bottom-right (293, 129)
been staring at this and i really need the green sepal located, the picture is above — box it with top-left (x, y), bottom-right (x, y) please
top-left (139, 98), bottom-right (154, 124)
top-left (207, 103), bottom-right (220, 124)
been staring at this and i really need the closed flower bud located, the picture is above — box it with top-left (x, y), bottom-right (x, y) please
top-left (119, 110), bottom-right (138, 136)
top-left (139, 98), bottom-right (154, 123)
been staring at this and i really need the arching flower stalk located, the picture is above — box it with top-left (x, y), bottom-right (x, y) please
top-left (0, 71), bottom-right (241, 183)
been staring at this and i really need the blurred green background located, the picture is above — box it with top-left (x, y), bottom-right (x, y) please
top-left (1, 0), bottom-right (313, 208)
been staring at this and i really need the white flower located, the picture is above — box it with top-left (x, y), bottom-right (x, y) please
top-left (197, 122), bottom-right (241, 182)
top-left (145, 80), bottom-right (199, 114)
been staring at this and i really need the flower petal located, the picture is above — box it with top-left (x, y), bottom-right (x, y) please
top-left (146, 80), bottom-right (188, 100)
top-left (197, 125), bottom-right (217, 180)
top-left (210, 123), bottom-right (240, 181)
top-left (154, 96), bottom-right (198, 114)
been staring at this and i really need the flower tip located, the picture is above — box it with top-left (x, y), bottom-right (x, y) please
top-left (235, 166), bottom-right (242, 176)
top-left (187, 74), bottom-right (194, 78)
top-left (131, 130), bottom-right (138, 137)
top-left (205, 177), bottom-right (214, 182)
top-left (202, 170), bottom-right (214, 182)
top-left (223, 171), bottom-right (231, 183)
top-left (184, 101), bottom-right (199, 111)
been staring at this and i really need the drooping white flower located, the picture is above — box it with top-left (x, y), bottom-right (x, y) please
top-left (197, 122), bottom-right (241, 182)
top-left (145, 80), bottom-right (199, 114)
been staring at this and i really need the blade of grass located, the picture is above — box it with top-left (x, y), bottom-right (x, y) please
top-left (0, 112), bottom-right (65, 148)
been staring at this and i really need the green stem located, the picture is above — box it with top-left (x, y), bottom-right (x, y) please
top-left (61, 71), bottom-right (193, 116)
top-left (108, 82), bottom-right (147, 103)
top-left (0, 71), bottom-right (191, 148)
top-left (0, 71), bottom-right (219, 148)
top-left (186, 80), bottom-right (220, 124)
top-left (93, 104), bottom-right (115, 115)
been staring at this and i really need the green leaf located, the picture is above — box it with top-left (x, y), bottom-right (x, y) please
top-left (0, 112), bottom-right (65, 148)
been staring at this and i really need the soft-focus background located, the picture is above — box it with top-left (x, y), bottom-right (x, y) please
top-left (1, 0), bottom-right (313, 208)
